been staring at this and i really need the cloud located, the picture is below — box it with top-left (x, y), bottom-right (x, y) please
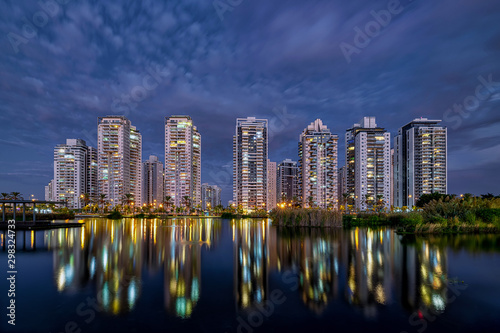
top-left (0, 0), bottom-right (500, 201)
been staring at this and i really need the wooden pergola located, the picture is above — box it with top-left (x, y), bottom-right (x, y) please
top-left (1, 200), bottom-right (67, 223)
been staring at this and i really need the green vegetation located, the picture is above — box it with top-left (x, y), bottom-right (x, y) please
top-left (398, 196), bottom-right (500, 234)
top-left (271, 195), bottom-right (500, 234)
top-left (343, 212), bottom-right (423, 227)
top-left (106, 211), bottom-right (123, 219)
top-left (270, 209), bottom-right (342, 227)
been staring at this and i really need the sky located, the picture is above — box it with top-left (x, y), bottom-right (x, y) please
top-left (0, 0), bottom-right (499, 204)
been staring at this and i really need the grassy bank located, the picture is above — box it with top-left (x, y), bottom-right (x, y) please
top-left (269, 197), bottom-right (500, 234)
top-left (270, 209), bottom-right (342, 227)
top-left (346, 197), bottom-right (500, 234)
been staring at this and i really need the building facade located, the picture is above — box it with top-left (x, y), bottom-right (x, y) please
top-left (338, 166), bottom-right (347, 208)
top-left (98, 116), bottom-right (142, 207)
top-left (130, 126), bottom-right (142, 206)
top-left (345, 117), bottom-right (391, 211)
top-left (233, 117), bottom-right (268, 212)
top-left (277, 159), bottom-right (298, 203)
top-left (394, 118), bottom-right (447, 208)
top-left (298, 119), bottom-right (338, 209)
top-left (201, 184), bottom-right (222, 210)
top-left (45, 179), bottom-right (55, 202)
top-left (53, 139), bottom-right (93, 209)
top-left (87, 146), bottom-right (98, 203)
top-left (142, 155), bottom-right (164, 207)
top-left (267, 160), bottom-right (277, 210)
top-left (164, 115), bottom-right (201, 209)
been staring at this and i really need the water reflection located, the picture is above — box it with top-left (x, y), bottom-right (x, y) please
top-left (12, 218), bottom-right (496, 321)
top-left (45, 218), bottom-right (221, 317)
top-left (232, 222), bottom-right (450, 319)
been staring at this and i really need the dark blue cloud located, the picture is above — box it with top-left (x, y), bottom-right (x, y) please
top-left (1, 0), bottom-right (499, 203)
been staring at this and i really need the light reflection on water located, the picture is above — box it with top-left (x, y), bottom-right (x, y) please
top-left (2, 218), bottom-right (500, 332)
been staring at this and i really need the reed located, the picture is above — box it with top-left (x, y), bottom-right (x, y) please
top-left (270, 209), bottom-right (342, 227)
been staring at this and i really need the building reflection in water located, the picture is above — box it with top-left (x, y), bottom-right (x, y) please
top-left (234, 223), bottom-right (448, 318)
top-left (397, 238), bottom-right (448, 316)
top-left (46, 218), bottom-right (221, 317)
top-left (233, 219), bottom-right (269, 310)
top-left (272, 228), bottom-right (340, 314)
top-left (163, 218), bottom-right (218, 318)
top-left (44, 217), bottom-right (448, 319)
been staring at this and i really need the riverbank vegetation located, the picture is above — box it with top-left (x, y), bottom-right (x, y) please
top-left (270, 209), bottom-right (342, 227)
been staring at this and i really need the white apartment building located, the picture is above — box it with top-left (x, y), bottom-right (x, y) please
top-left (98, 116), bottom-right (142, 207)
top-left (87, 146), bottom-right (98, 203)
top-left (345, 117), bottom-right (391, 211)
top-left (394, 118), bottom-right (447, 208)
top-left (53, 139), bottom-right (92, 209)
top-left (45, 179), bottom-right (54, 202)
top-left (233, 117), bottom-right (268, 212)
top-left (267, 160), bottom-right (277, 210)
top-left (130, 126), bottom-right (142, 206)
top-left (142, 155), bottom-right (164, 207)
top-left (298, 119), bottom-right (338, 209)
top-left (165, 115), bottom-right (201, 209)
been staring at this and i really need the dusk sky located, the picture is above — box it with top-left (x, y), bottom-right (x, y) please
top-left (1, 0), bottom-right (499, 204)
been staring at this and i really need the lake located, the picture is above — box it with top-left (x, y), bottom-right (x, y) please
top-left (1, 218), bottom-right (500, 333)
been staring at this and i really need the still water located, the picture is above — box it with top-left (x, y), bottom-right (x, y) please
top-left (1, 218), bottom-right (500, 333)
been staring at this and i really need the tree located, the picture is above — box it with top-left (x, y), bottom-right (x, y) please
top-left (365, 194), bottom-right (373, 211)
top-left (182, 196), bottom-right (191, 214)
top-left (308, 196), bottom-right (314, 208)
top-left (1, 193), bottom-right (9, 200)
top-left (376, 194), bottom-right (384, 212)
top-left (81, 193), bottom-right (91, 212)
top-left (164, 196), bottom-right (172, 213)
top-left (10, 192), bottom-right (23, 200)
top-left (416, 193), bottom-right (451, 208)
top-left (342, 193), bottom-right (349, 213)
top-left (123, 193), bottom-right (134, 206)
top-left (99, 194), bottom-right (107, 214)
top-left (215, 204), bottom-right (224, 215)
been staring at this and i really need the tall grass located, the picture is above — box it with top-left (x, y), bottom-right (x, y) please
top-left (397, 197), bottom-right (500, 234)
top-left (270, 209), bottom-right (342, 227)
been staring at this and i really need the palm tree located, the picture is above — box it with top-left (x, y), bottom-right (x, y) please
top-left (123, 193), bottom-right (134, 206)
top-left (308, 196), bottom-right (314, 208)
top-left (1, 193), bottom-right (9, 200)
top-left (164, 196), bottom-right (172, 213)
top-left (81, 193), bottom-right (91, 212)
top-left (215, 204), bottom-right (224, 215)
top-left (99, 194), bottom-right (107, 214)
top-left (342, 193), bottom-right (349, 213)
top-left (376, 194), bottom-right (384, 212)
top-left (365, 194), bottom-right (373, 211)
top-left (182, 196), bottom-right (191, 214)
top-left (10, 192), bottom-right (22, 200)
